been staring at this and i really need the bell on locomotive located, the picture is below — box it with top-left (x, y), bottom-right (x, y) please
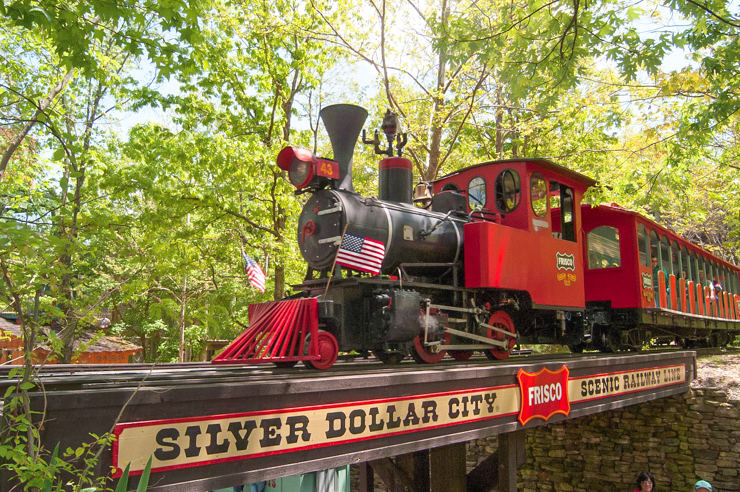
top-left (277, 104), bottom-right (466, 280)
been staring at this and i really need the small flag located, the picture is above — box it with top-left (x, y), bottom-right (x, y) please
top-left (242, 253), bottom-right (266, 293)
top-left (335, 233), bottom-right (385, 275)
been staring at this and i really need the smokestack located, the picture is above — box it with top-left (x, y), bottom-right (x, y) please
top-left (320, 104), bottom-right (368, 192)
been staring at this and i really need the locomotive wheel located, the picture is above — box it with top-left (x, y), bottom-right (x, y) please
top-left (411, 335), bottom-right (447, 364)
top-left (304, 331), bottom-right (338, 370)
top-left (450, 350), bottom-right (473, 361)
top-left (484, 311), bottom-right (516, 360)
top-left (373, 350), bottom-right (407, 365)
top-left (597, 329), bottom-right (621, 353)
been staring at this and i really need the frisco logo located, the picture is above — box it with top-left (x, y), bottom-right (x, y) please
top-left (556, 253), bottom-right (575, 271)
top-left (517, 366), bottom-right (570, 425)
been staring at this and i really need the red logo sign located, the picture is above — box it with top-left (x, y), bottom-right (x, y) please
top-left (517, 366), bottom-right (570, 425)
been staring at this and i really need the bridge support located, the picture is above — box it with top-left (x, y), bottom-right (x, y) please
top-left (431, 443), bottom-right (466, 492)
top-left (498, 430), bottom-right (526, 492)
top-left (359, 433), bottom-right (524, 492)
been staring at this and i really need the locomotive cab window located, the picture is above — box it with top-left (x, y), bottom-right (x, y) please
top-left (549, 181), bottom-right (576, 242)
top-left (467, 176), bottom-right (486, 210)
top-left (587, 226), bottom-right (621, 269)
top-left (530, 172), bottom-right (548, 217)
top-left (495, 169), bottom-right (520, 213)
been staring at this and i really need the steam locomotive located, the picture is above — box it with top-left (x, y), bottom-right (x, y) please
top-left (213, 104), bottom-right (740, 369)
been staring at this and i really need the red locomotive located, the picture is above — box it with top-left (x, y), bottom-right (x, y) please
top-left (213, 104), bottom-right (740, 369)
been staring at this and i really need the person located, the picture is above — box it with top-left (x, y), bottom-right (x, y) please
top-left (694, 480), bottom-right (712, 492)
top-left (634, 471), bottom-right (655, 492)
top-left (714, 276), bottom-right (724, 298)
top-left (698, 271), bottom-right (714, 314)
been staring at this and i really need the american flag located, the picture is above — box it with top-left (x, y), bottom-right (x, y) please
top-left (242, 253), bottom-right (266, 293)
top-left (335, 233), bottom-right (385, 275)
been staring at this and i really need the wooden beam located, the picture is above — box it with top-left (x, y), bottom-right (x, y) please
top-left (358, 462), bottom-right (374, 492)
top-left (431, 443), bottom-right (467, 492)
top-left (498, 430), bottom-right (526, 492)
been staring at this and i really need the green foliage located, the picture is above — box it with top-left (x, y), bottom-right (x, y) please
top-left (1, 0), bottom-right (206, 78)
top-left (3, 0), bottom-right (740, 485)
top-left (2, 368), bottom-right (112, 490)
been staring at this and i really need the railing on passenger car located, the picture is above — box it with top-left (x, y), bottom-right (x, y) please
top-left (655, 271), bottom-right (740, 321)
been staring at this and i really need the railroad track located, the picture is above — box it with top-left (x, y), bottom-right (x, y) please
top-left (0, 345), bottom-right (729, 394)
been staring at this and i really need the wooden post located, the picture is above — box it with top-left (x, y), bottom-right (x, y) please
top-left (498, 430), bottom-right (526, 492)
top-left (413, 450), bottom-right (430, 492)
top-left (358, 462), bottom-right (374, 492)
top-left (430, 443), bottom-right (466, 492)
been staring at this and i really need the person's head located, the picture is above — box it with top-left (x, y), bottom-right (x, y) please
top-left (636, 471), bottom-right (655, 492)
top-left (651, 257), bottom-right (658, 267)
top-left (694, 480), bottom-right (712, 492)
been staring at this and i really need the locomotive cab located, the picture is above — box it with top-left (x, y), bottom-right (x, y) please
top-left (432, 159), bottom-right (594, 238)
top-left (433, 159), bottom-right (596, 347)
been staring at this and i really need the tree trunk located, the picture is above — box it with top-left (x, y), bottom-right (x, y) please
top-left (423, 0), bottom-right (449, 182)
top-left (495, 84), bottom-right (504, 158)
top-left (0, 68), bottom-right (75, 181)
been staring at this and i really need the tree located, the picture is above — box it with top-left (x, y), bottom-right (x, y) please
top-left (0, 0), bottom-right (206, 180)
top-left (132, 0), bottom-right (346, 300)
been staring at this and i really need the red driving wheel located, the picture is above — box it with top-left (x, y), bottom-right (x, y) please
top-left (411, 333), bottom-right (448, 364)
top-left (485, 311), bottom-right (516, 360)
top-left (305, 331), bottom-right (338, 370)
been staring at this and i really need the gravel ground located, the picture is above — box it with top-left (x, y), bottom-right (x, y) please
top-left (692, 353), bottom-right (740, 401)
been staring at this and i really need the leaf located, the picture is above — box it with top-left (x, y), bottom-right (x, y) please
top-left (136, 456), bottom-right (153, 492)
top-left (114, 463), bottom-right (131, 492)
top-left (27, 6), bottom-right (51, 24)
top-left (41, 443), bottom-right (60, 492)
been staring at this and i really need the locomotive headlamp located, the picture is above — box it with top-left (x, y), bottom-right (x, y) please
top-left (276, 146), bottom-right (340, 190)
top-left (289, 157), bottom-right (313, 188)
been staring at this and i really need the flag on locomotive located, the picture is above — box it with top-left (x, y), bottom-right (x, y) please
top-left (242, 253), bottom-right (266, 293)
top-left (335, 233), bottom-right (385, 275)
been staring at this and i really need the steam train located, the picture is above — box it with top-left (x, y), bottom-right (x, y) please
top-left (213, 104), bottom-right (740, 369)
